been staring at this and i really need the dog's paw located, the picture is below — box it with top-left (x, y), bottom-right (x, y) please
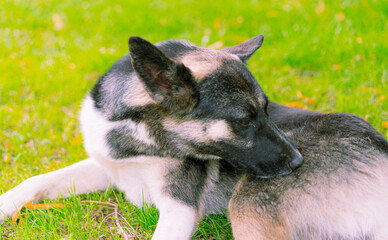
top-left (0, 200), bottom-right (13, 223)
top-left (0, 181), bottom-right (38, 223)
top-left (0, 194), bottom-right (19, 223)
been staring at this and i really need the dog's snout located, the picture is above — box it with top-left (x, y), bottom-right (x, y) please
top-left (289, 154), bottom-right (303, 170)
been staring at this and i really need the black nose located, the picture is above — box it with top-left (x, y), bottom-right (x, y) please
top-left (289, 154), bottom-right (303, 170)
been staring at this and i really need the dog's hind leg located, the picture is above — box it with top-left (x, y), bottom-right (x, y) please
top-left (0, 158), bottom-right (110, 222)
top-left (230, 208), bottom-right (290, 240)
top-left (229, 175), bottom-right (290, 240)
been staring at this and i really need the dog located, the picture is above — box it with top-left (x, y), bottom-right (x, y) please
top-left (229, 102), bottom-right (388, 239)
top-left (0, 35), bottom-right (303, 239)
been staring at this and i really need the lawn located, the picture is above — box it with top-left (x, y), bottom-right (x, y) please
top-left (0, 0), bottom-right (387, 239)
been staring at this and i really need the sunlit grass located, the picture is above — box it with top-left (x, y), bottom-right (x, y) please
top-left (0, 0), bottom-right (387, 239)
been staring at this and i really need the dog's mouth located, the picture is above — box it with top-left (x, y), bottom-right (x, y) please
top-left (229, 160), bottom-right (293, 179)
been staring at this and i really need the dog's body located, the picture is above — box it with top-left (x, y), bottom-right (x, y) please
top-left (230, 102), bottom-right (388, 240)
top-left (1, 35), bottom-right (388, 240)
top-left (0, 36), bottom-right (302, 239)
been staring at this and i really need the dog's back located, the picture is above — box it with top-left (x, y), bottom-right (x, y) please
top-left (229, 102), bottom-right (388, 240)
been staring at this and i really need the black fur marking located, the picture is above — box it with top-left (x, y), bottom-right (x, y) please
top-left (108, 107), bottom-right (143, 122)
top-left (106, 127), bottom-right (142, 158)
top-left (165, 157), bottom-right (208, 208)
top-left (106, 124), bottom-right (166, 159)
top-left (166, 159), bottom-right (243, 212)
top-left (90, 74), bottom-right (107, 109)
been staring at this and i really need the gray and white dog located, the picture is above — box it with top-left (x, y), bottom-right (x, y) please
top-left (0, 35), bottom-right (302, 239)
top-left (1, 35), bottom-right (388, 240)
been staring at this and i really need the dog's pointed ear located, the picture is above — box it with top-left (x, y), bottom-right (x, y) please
top-left (128, 37), bottom-right (198, 113)
top-left (222, 35), bottom-right (264, 63)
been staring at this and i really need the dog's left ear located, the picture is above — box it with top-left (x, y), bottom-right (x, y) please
top-left (129, 37), bottom-right (198, 113)
top-left (222, 35), bottom-right (264, 63)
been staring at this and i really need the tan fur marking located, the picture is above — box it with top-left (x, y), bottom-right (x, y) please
top-left (230, 175), bottom-right (290, 240)
top-left (180, 49), bottom-right (239, 81)
top-left (162, 118), bottom-right (231, 142)
top-left (125, 79), bottom-right (155, 107)
top-left (280, 161), bottom-right (388, 239)
top-left (230, 203), bottom-right (289, 240)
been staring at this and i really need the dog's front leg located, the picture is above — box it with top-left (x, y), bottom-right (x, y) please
top-left (152, 200), bottom-right (198, 240)
top-left (0, 158), bottom-right (110, 222)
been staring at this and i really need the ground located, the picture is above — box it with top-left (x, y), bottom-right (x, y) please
top-left (0, 0), bottom-right (387, 239)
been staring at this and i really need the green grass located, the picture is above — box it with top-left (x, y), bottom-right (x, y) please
top-left (0, 0), bottom-right (387, 239)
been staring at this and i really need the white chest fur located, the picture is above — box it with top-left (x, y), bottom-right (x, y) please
top-left (97, 155), bottom-right (176, 207)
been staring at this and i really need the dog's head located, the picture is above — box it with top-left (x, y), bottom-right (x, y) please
top-left (126, 35), bottom-right (302, 178)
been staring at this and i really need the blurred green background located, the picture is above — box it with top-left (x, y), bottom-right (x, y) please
top-left (0, 0), bottom-right (387, 238)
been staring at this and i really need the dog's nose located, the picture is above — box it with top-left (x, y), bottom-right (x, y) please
top-left (289, 154), bottom-right (303, 170)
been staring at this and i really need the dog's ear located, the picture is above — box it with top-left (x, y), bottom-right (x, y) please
top-left (128, 37), bottom-right (198, 113)
top-left (222, 35), bottom-right (264, 63)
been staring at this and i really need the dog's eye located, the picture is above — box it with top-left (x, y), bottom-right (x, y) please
top-left (237, 118), bottom-right (252, 127)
